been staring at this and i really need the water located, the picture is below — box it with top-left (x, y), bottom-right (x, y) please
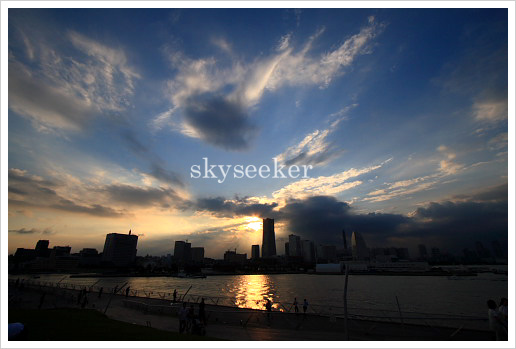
top-left (10, 272), bottom-right (507, 319)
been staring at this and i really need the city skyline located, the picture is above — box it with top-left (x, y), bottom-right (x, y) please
top-left (8, 8), bottom-right (509, 259)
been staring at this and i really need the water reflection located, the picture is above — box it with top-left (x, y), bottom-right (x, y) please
top-left (226, 275), bottom-right (283, 311)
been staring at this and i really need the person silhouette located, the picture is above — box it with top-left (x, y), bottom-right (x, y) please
top-left (293, 297), bottom-right (299, 313)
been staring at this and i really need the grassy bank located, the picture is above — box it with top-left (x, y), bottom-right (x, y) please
top-left (9, 308), bottom-right (219, 341)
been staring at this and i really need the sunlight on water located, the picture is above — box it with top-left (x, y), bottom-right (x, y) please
top-left (226, 274), bottom-right (284, 311)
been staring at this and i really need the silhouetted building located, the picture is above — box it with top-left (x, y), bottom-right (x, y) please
top-left (51, 246), bottom-right (71, 258)
top-left (224, 250), bottom-right (247, 264)
top-left (35, 240), bottom-right (50, 257)
top-left (288, 234), bottom-right (302, 257)
top-left (174, 241), bottom-right (192, 265)
top-left (302, 240), bottom-right (316, 263)
top-left (262, 218), bottom-right (276, 257)
top-left (418, 244), bottom-right (428, 260)
top-left (191, 247), bottom-right (205, 263)
top-left (491, 240), bottom-right (504, 259)
top-left (351, 231), bottom-right (369, 261)
top-left (102, 232), bottom-right (138, 267)
top-left (431, 247), bottom-right (441, 260)
top-left (14, 248), bottom-right (36, 262)
top-left (79, 248), bottom-right (100, 267)
top-left (251, 245), bottom-right (260, 260)
top-left (475, 241), bottom-right (491, 258)
top-left (284, 242), bottom-right (289, 257)
top-left (317, 244), bottom-right (337, 262)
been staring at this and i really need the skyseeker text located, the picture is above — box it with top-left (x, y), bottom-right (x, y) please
top-left (191, 157), bottom-right (313, 183)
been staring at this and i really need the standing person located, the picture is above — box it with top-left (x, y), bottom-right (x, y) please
top-left (487, 299), bottom-right (505, 340)
top-left (178, 303), bottom-right (188, 334)
top-left (187, 304), bottom-right (195, 333)
top-left (265, 299), bottom-right (272, 325)
top-left (199, 298), bottom-right (206, 325)
top-left (125, 286), bottom-right (130, 297)
top-left (499, 298), bottom-right (508, 329)
top-left (303, 299), bottom-right (309, 315)
top-left (113, 285), bottom-right (118, 294)
top-left (173, 289), bottom-right (177, 303)
top-left (293, 298), bottom-right (299, 313)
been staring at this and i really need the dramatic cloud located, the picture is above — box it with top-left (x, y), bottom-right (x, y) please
top-left (193, 197), bottom-right (278, 218)
top-left (153, 18), bottom-right (382, 150)
top-left (182, 94), bottom-right (258, 150)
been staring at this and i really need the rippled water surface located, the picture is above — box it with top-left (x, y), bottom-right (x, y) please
top-left (11, 272), bottom-right (507, 317)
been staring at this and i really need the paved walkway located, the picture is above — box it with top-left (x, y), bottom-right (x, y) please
top-left (8, 285), bottom-right (493, 341)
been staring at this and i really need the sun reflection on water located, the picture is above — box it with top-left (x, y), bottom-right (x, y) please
top-left (225, 274), bottom-right (284, 311)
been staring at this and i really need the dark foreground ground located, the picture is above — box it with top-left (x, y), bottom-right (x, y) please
top-left (8, 284), bottom-right (496, 341)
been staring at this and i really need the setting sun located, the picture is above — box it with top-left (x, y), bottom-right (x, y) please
top-left (245, 217), bottom-right (262, 231)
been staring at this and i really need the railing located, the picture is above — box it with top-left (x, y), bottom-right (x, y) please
top-left (8, 278), bottom-right (488, 331)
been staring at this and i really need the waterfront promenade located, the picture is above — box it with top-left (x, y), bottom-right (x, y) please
top-left (8, 281), bottom-right (493, 341)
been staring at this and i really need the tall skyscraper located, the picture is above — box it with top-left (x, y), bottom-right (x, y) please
top-left (288, 234), bottom-right (302, 257)
top-left (251, 245), bottom-right (260, 260)
top-left (174, 241), bottom-right (192, 265)
top-left (190, 247), bottom-right (204, 263)
top-left (302, 240), bottom-right (316, 263)
top-left (102, 232), bottom-right (138, 267)
top-left (262, 218), bottom-right (277, 257)
top-left (418, 244), bottom-right (428, 260)
top-left (351, 231), bottom-right (369, 261)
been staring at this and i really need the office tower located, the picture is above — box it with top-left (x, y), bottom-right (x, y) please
top-left (224, 250), bottom-right (247, 264)
top-left (191, 247), bottom-right (205, 263)
top-left (284, 242), bottom-right (290, 257)
top-left (302, 240), bottom-right (316, 263)
top-left (351, 231), bottom-right (369, 261)
top-left (288, 234), bottom-right (302, 257)
top-left (102, 232), bottom-right (138, 267)
top-left (251, 245), bottom-right (260, 260)
top-left (35, 240), bottom-right (50, 258)
top-left (492, 240), bottom-right (504, 258)
top-left (418, 244), bottom-right (428, 259)
top-left (317, 244), bottom-right (337, 262)
top-left (262, 218), bottom-right (277, 257)
top-left (174, 241), bottom-right (192, 265)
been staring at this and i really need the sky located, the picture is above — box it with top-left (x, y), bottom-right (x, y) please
top-left (7, 8), bottom-right (509, 258)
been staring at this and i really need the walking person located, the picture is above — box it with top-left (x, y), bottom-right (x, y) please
top-left (199, 298), bottom-right (206, 325)
top-left (173, 289), bottom-right (177, 303)
top-left (125, 286), bottom-right (130, 297)
top-left (487, 299), bottom-right (505, 340)
top-left (499, 298), bottom-right (508, 330)
top-left (178, 303), bottom-right (188, 334)
top-left (303, 299), bottom-right (309, 316)
top-left (293, 297), bottom-right (299, 313)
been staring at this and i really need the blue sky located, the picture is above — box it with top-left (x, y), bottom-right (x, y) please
top-left (8, 8), bottom-right (508, 258)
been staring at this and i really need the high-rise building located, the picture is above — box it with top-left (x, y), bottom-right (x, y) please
top-left (418, 244), bottom-right (428, 260)
top-left (351, 231), bottom-right (369, 261)
top-left (174, 241), bottom-right (192, 265)
top-left (302, 240), bottom-right (316, 263)
top-left (288, 234), bottom-right (302, 257)
top-left (224, 250), bottom-right (247, 264)
top-left (251, 245), bottom-right (260, 260)
top-left (102, 233), bottom-right (138, 267)
top-left (284, 242), bottom-right (290, 257)
top-left (317, 244), bottom-right (337, 262)
top-left (191, 247), bottom-right (205, 263)
top-left (262, 218), bottom-right (277, 257)
top-left (35, 240), bottom-right (50, 258)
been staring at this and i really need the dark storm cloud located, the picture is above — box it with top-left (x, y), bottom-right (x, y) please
top-left (193, 196), bottom-right (278, 218)
top-left (8, 168), bottom-right (125, 217)
top-left (101, 184), bottom-right (183, 208)
top-left (149, 163), bottom-right (184, 187)
top-left (183, 93), bottom-right (258, 151)
top-left (189, 183), bottom-right (507, 252)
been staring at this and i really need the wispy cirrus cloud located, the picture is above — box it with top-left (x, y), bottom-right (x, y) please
top-left (8, 29), bottom-right (139, 133)
top-left (275, 104), bottom-right (357, 167)
top-left (152, 17), bottom-right (383, 151)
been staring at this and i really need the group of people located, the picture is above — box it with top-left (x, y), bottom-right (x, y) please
top-left (178, 298), bottom-right (206, 335)
top-left (487, 297), bottom-right (508, 340)
top-left (291, 297), bottom-right (309, 315)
